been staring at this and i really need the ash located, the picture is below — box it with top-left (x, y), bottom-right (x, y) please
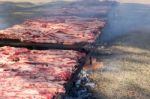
top-left (65, 70), bottom-right (95, 99)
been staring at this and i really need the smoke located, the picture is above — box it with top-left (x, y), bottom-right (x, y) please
top-left (98, 2), bottom-right (150, 43)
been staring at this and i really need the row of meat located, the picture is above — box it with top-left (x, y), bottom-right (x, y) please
top-left (0, 17), bottom-right (105, 45)
top-left (0, 46), bottom-right (85, 99)
top-left (0, 7), bottom-right (104, 99)
top-left (0, 1), bottom-right (113, 99)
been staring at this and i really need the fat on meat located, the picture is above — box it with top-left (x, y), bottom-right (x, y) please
top-left (0, 46), bottom-right (85, 99)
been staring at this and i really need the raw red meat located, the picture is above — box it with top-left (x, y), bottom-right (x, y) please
top-left (0, 46), bottom-right (85, 99)
top-left (0, 17), bottom-right (105, 45)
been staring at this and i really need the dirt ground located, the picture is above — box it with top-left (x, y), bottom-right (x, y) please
top-left (89, 2), bottom-right (150, 99)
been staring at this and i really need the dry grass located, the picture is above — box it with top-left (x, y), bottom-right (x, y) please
top-left (90, 31), bottom-right (150, 99)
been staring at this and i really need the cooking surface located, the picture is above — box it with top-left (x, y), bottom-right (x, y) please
top-left (0, 1), bottom-right (114, 98)
top-left (0, 18), bottom-right (104, 45)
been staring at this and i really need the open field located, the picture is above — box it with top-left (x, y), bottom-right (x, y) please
top-left (91, 31), bottom-right (150, 99)
top-left (89, 2), bottom-right (150, 99)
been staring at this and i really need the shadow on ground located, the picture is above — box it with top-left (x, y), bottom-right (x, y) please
top-left (90, 2), bottom-right (150, 99)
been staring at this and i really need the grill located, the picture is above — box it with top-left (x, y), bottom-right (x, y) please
top-left (0, 0), bottom-right (114, 99)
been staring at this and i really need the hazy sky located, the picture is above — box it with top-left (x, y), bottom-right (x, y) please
top-left (0, 0), bottom-right (150, 4)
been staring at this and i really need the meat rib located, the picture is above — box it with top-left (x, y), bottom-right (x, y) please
top-left (0, 17), bottom-right (105, 45)
top-left (0, 46), bottom-right (85, 99)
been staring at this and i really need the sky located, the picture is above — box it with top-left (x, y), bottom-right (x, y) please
top-left (0, 0), bottom-right (150, 4)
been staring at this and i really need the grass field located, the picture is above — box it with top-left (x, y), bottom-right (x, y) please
top-left (90, 31), bottom-right (150, 99)
top-left (89, 2), bottom-right (150, 98)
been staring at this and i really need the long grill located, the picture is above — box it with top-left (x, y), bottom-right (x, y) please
top-left (0, 1), bottom-right (114, 99)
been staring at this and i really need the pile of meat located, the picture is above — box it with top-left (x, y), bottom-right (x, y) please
top-left (0, 46), bottom-right (85, 99)
top-left (0, 17), bottom-right (105, 45)
top-left (0, 1), bottom-right (114, 99)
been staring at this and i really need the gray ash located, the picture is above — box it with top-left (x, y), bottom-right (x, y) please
top-left (65, 70), bottom-right (95, 99)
